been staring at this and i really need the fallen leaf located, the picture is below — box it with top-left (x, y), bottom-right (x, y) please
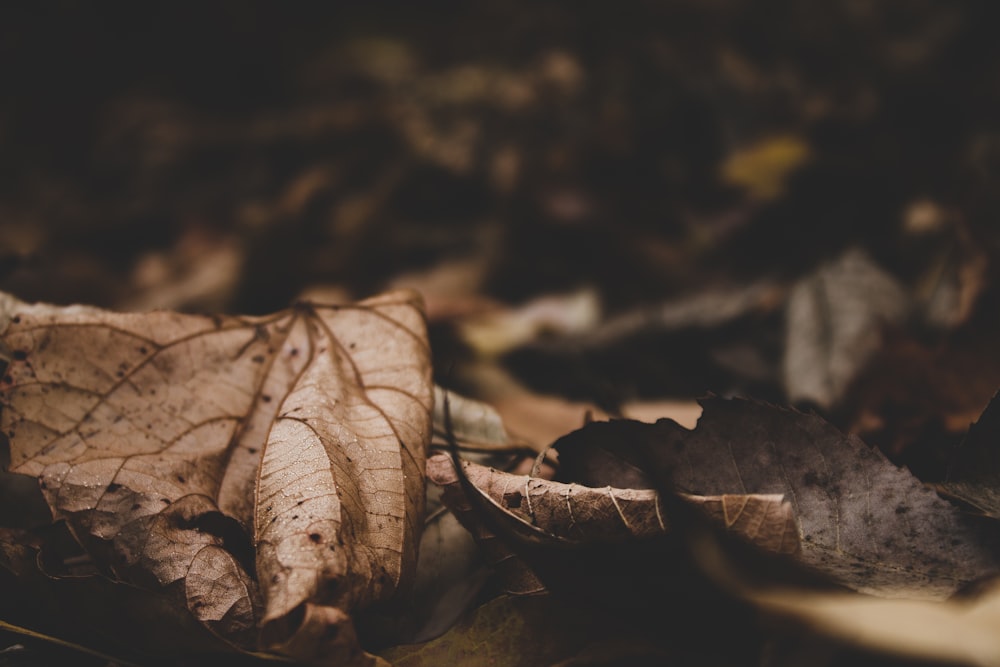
top-left (378, 594), bottom-right (681, 667)
top-left (430, 386), bottom-right (521, 451)
top-left (620, 399), bottom-right (702, 429)
top-left (499, 280), bottom-right (787, 407)
top-left (942, 390), bottom-right (1000, 517)
top-left (837, 320), bottom-right (1000, 478)
top-left (553, 397), bottom-right (1000, 599)
top-left (428, 453), bottom-right (800, 596)
top-left (746, 582), bottom-right (1000, 667)
top-left (720, 135), bottom-right (811, 201)
top-left (784, 248), bottom-right (909, 410)
top-left (356, 480), bottom-right (489, 648)
top-left (653, 465), bottom-right (1000, 667)
top-left (0, 289), bottom-right (433, 663)
top-left (458, 288), bottom-right (601, 359)
top-left (451, 363), bottom-right (609, 450)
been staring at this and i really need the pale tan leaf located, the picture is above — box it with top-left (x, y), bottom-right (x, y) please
top-left (0, 289), bottom-right (433, 662)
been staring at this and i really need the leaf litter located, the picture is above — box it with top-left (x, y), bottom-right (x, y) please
top-left (5, 282), bottom-right (1000, 666)
top-left (6, 6), bottom-right (1000, 663)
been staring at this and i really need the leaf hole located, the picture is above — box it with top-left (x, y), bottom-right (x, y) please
top-left (309, 533), bottom-right (322, 543)
top-left (504, 491), bottom-right (523, 508)
top-left (12, 350), bottom-right (27, 361)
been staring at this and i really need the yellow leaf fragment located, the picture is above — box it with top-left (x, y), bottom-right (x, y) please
top-left (720, 134), bottom-right (811, 201)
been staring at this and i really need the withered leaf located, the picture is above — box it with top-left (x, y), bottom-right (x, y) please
top-left (746, 582), bottom-right (1000, 667)
top-left (357, 477), bottom-right (489, 648)
top-left (784, 248), bottom-right (908, 410)
top-left (379, 594), bottom-right (685, 667)
top-left (428, 453), bottom-right (800, 595)
top-left (0, 289), bottom-right (433, 662)
top-left (554, 397), bottom-right (1000, 599)
top-left (430, 386), bottom-right (519, 451)
top-left (942, 390), bottom-right (1000, 518)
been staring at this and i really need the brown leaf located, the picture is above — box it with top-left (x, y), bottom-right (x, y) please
top-left (0, 289), bottom-right (433, 661)
top-left (942, 390), bottom-right (1000, 517)
top-left (428, 453), bottom-right (800, 595)
top-left (784, 248), bottom-right (909, 410)
top-left (357, 481), bottom-right (489, 647)
top-left (379, 594), bottom-right (686, 667)
top-left (553, 398), bottom-right (1000, 599)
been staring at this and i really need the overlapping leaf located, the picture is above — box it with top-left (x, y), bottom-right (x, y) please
top-left (0, 290), bottom-right (433, 663)
top-left (553, 398), bottom-right (1000, 599)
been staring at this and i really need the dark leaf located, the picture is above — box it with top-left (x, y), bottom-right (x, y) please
top-left (555, 397), bottom-right (1000, 599)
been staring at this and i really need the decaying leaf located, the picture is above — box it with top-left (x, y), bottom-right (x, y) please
top-left (666, 477), bottom-right (1000, 667)
top-left (356, 480), bottom-right (489, 648)
top-left (428, 453), bottom-right (800, 596)
top-left (0, 289), bottom-right (433, 663)
top-left (378, 594), bottom-right (681, 667)
top-left (430, 386), bottom-right (520, 451)
top-left (746, 582), bottom-right (1000, 667)
top-left (553, 397), bottom-right (1000, 599)
top-left (720, 135), bottom-right (811, 201)
top-left (942, 390), bottom-right (1000, 517)
top-left (784, 248), bottom-right (909, 410)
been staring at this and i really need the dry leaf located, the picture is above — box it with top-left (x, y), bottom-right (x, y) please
top-left (720, 135), bottom-right (811, 201)
top-left (379, 594), bottom-right (681, 667)
top-left (0, 289), bottom-right (433, 663)
top-left (428, 453), bottom-right (800, 595)
top-left (357, 480), bottom-right (489, 648)
top-left (553, 398), bottom-right (1000, 599)
top-left (430, 386), bottom-right (519, 451)
top-left (942, 390), bottom-right (1000, 517)
top-left (784, 248), bottom-right (909, 410)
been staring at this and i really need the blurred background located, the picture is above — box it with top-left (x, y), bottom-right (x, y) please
top-left (3, 0), bottom-right (1000, 477)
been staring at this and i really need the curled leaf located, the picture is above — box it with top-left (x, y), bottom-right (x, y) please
top-left (554, 398), bottom-right (1000, 599)
top-left (0, 290), bottom-right (433, 662)
top-left (428, 453), bottom-right (800, 595)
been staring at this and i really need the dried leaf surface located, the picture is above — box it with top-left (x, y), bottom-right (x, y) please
top-left (942, 391), bottom-right (1000, 517)
top-left (428, 453), bottom-right (800, 594)
top-left (0, 290), bottom-right (433, 660)
top-left (430, 386), bottom-right (517, 451)
top-left (379, 594), bottom-right (680, 667)
top-left (554, 397), bottom-right (1000, 599)
top-left (784, 248), bottom-right (909, 409)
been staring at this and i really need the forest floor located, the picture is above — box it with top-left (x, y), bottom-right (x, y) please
top-left (4, 2), bottom-right (1000, 665)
